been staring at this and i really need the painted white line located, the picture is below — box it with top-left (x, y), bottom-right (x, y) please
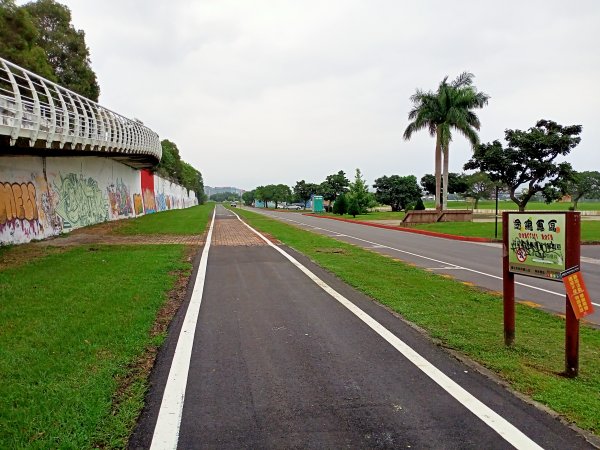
top-left (150, 208), bottom-right (216, 450)
top-left (264, 212), bottom-right (600, 309)
top-left (231, 210), bottom-right (543, 450)
top-left (275, 214), bottom-right (567, 297)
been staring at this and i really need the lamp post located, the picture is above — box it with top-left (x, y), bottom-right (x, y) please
top-left (495, 185), bottom-right (499, 239)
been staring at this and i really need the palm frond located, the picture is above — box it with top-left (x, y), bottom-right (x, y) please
top-left (451, 71), bottom-right (474, 88)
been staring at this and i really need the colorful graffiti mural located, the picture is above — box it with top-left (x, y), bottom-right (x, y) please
top-left (0, 181), bottom-right (42, 240)
top-left (0, 156), bottom-right (197, 245)
top-left (53, 173), bottom-right (108, 229)
top-left (107, 178), bottom-right (133, 217)
top-left (133, 193), bottom-right (144, 215)
top-left (0, 182), bottom-right (38, 223)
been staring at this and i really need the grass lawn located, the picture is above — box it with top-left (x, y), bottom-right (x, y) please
top-left (235, 207), bottom-right (600, 435)
top-left (114, 204), bottom-right (214, 235)
top-left (424, 200), bottom-right (600, 211)
top-left (0, 245), bottom-right (190, 449)
top-left (0, 205), bottom-right (215, 448)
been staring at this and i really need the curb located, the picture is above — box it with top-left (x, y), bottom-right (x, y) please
top-left (303, 214), bottom-right (497, 243)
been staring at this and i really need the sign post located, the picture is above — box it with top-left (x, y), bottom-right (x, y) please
top-left (501, 213), bottom-right (515, 346)
top-left (564, 212), bottom-right (581, 377)
top-left (502, 211), bottom-right (593, 377)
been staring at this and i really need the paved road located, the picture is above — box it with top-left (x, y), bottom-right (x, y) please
top-left (131, 205), bottom-right (596, 449)
top-left (249, 208), bottom-right (600, 326)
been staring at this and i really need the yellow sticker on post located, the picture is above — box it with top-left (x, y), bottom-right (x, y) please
top-left (561, 268), bottom-right (594, 319)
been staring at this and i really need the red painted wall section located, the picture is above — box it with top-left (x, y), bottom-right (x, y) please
top-left (141, 169), bottom-right (156, 214)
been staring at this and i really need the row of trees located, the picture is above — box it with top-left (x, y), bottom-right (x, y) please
top-left (156, 139), bottom-right (206, 202)
top-left (244, 163), bottom-right (599, 215)
top-left (0, 0), bottom-right (100, 100)
top-left (243, 169), bottom-right (424, 215)
top-left (403, 72), bottom-right (598, 212)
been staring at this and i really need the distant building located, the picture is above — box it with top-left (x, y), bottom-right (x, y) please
top-left (204, 186), bottom-right (245, 197)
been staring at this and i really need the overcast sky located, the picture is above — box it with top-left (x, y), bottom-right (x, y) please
top-left (26, 0), bottom-right (600, 190)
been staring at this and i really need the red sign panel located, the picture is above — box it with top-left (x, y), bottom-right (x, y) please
top-left (562, 272), bottom-right (594, 319)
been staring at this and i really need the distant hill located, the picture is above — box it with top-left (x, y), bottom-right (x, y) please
top-left (204, 186), bottom-right (245, 197)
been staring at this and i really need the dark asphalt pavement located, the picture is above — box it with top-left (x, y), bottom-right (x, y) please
top-left (252, 209), bottom-right (600, 326)
top-left (130, 206), bottom-right (597, 449)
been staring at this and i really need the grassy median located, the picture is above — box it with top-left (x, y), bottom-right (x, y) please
top-left (0, 204), bottom-right (214, 449)
top-left (235, 207), bottom-right (600, 435)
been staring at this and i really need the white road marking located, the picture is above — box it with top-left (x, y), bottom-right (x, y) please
top-left (231, 210), bottom-right (543, 450)
top-left (150, 208), bottom-right (216, 450)
top-left (270, 213), bottom-right (600, 308)
top-left (581, 256), bottom-right (600, 265)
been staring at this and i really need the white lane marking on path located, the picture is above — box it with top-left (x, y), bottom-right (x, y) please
top-left (274, 213), bottom-right (600, 307)
top-left (150, 208), bottom-right (216, 450)
top-left (231, 211), bottom-right (543, 450)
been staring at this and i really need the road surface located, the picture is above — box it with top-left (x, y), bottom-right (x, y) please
top-left (130, 205), bottom-right (595, 449)
top-left (249, 208), bottom-right (600, 326)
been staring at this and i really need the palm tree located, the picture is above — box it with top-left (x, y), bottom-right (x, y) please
top-left (404, 72), bottom-right (489, 210)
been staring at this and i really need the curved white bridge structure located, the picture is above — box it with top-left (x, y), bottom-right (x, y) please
top-left (0, 57), bottom-right (161, 168)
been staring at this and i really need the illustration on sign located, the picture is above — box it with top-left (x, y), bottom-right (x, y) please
top-left (508, 213), bottom-right (566, 280)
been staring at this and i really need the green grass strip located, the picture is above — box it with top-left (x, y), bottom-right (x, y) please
top-left (424, 200), bottom-right (600, 211)
top-left (114, 204), bottom-right (214, 235)
top-left (0, 244), bottom-right (190, 449)
top-left (409, 221), bottom-right (600, 243)
top-left (236, 207), bottom-right (600, 434)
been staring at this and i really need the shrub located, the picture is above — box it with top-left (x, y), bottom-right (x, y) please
top-left (333, 194), bottom-right (348, 215)
top-left (348, 197), bottom-right (360, 218)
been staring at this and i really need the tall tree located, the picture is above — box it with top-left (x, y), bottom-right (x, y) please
top-left (242, 190), bottom-right (255, 206)
top-left (348, 168), bottom-right (370, 214)
top-left (404, 72), bottom-right (489, 210)
top-left (421, 172), bottom-right (469, 198)
top-left (255, 185), bottom-right (274, 208)
top-left (373, 175), bottom-right (422, 212)
top-left (464, 120), bottom-right (581, 212)
top-left (272, 184), bottom-right (291, 209)
top-left (463, 171), bottom-right (496, 209)
top-left (24, 0), bottom-right (100, 100)
top-left (563, 171), bottom-right (600, 210)
top-left (320, 170), bottom-right (350, 202)
top-left (293, 180), bottom-right (318, 209)
top-left (157, 139), bottom-right (183, 183)
top-left (0, 0), bottom-right (55, 79)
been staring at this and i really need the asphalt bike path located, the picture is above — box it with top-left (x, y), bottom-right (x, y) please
top-left (130, 205), bottom-right (595, 449)
top-left (252, 208), bottom-right (600, 326)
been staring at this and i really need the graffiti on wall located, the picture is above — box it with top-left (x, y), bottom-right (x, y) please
top-left (141, 169), bottom-right (156, 214)
top-left (0, 181), bottom-right (38, 223)
top-left (53, 173), bottom-right (108, 229)
top-left (0, 181), bottom-right (42, 238)
top-left (155, 193), bottom-right (167, 212)
top-left (107, 178), bottom-right (133, 217)
top-left (133, 193), bottom-right (144, 215)
top-left (0, 156), bottom-right (197, 245)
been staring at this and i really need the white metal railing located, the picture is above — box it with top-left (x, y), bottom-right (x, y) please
top-left (0, 57), bottom-right (161, 161)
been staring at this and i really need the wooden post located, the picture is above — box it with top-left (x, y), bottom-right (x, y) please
top-left (502, 212), bottom-right (515, 346)
top-left (564, 212), bottom-right (581, 377)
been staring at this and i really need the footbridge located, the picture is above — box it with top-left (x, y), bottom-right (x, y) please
top-left (0, 57), bottom-right (161, 168)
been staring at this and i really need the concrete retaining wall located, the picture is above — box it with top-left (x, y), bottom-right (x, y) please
top-left (0, 155), bottom-right (197, 245)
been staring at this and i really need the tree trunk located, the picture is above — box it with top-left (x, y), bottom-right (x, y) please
top-left (435, 129), bottom-right (442, 211)
top-left (509, 189), bottom-right (526, 212)
top-left (442, 143), bottom-right (449, 211)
